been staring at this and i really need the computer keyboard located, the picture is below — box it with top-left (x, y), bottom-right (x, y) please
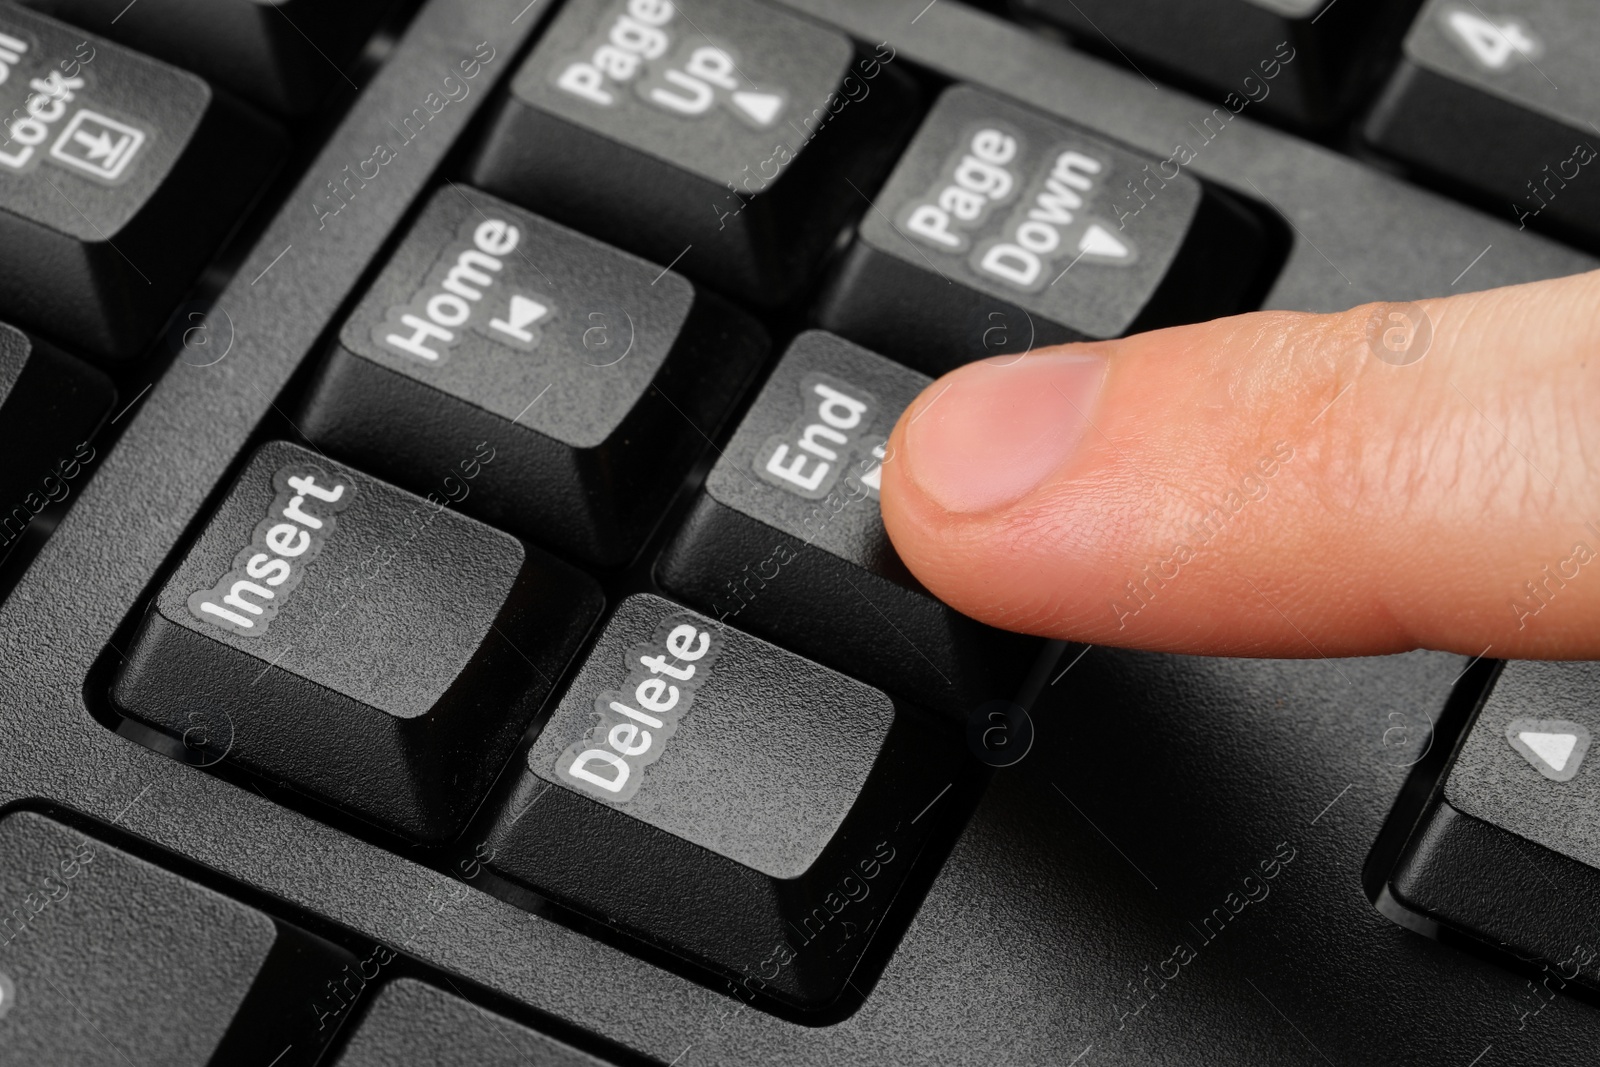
top-left (332, 977), bottom-right (615, 1065)
top-left (0, 0), bottom-right (1596, 1064)
top-left (484, 591), bottom-right (968, 1011)
top-left (1009, 0), bottom-right (1414, 129)
top-left (1384, 660), bottom-right (1600, 997)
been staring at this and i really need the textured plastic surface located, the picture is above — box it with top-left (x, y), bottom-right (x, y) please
top-left (23, 0), bottom-right (396, 114)
top-left (0, 810), bottom-right (276, 1065)
top-left (1391, 661), bottom-right (1600, 988)
top-left (507, 0), bottom-right (854, 185)
top-left (1446, 660), bottom-right (1600, 862)
top-left (0, 323), bottom-right (113, 557)
top-left (1013, 0), bottom-right (1382, 126)
top-left (490, 592), bottom-right (966, 1009)
top-left (527, 592), bottom-right (893, 877)
top-left (333, 979), bottom-right (614, 1066)
top-left (154, 441), bottom-right (524, 714)
top-left (1396, 0), bottom-right (1594, 129)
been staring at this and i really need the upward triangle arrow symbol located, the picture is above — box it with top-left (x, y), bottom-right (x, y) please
top-left (1520, 731), bottom-right (1577, 772)
top-left (1077, 224), bottom-right (1132, 262)
top-left (1506, 718), bottom-right (1592, 782)
top-left (731, 90), bottom-right (783, 126)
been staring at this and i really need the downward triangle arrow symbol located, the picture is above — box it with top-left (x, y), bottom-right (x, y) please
top-left (1077, 223), bottom-right (1131, 261)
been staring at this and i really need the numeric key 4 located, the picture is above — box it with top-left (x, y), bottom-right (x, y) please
top-left (1365, 0), bottom-right (1600, 249)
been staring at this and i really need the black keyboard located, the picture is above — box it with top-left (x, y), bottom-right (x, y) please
top-left (0, 0), bottom-right (1595, 1063)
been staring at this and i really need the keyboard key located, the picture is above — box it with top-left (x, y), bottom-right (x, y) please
top-left (0, 3), bottom-right (284, 359)
top-left (814, 84), bottom-right (1268, 376)
top-left (657, 330), bottom-right (1037, 716)
top-left (467, 0), bottom-right (917, 306)
top-left (23, 0), bottom-right (395, 115)
top-left (1364, 0), bottom-right (1600, 249)
top-left (0, 321), bottom-right (113, 555)
top-left (1387, 660), bottom-right (1600, 988)
top-left (110, 440), bottom-right (604, 842)
top-left (484, 593), bottom-right (968, 1009)
top-left (299, 185), bottom-right (766, 567)
top-left (334, 979), bottom-right (614, 1066)
top-left (0, 811), bottom-right (277, 1065)
top-left (1012, 0), bottom-right (1380, 127)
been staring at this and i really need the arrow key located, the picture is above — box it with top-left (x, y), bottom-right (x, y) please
top-left (1386, 661), bottom-right (1600, 994)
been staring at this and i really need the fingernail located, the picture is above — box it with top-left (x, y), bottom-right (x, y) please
top-left (901, 352), bottom-right (1107, 514)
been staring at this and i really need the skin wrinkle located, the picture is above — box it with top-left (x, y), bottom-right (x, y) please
top-left (978, 497), bottom-right (1105, 631)
top-left (1445, 377), bottom-right (1557, 524)
top-left (1323, 299), bottom-right (1544, 648)
top-left (1356, 341), bottom-right (1586, 644)
top-left (1437, 297), bottom-right (1539, 509)
top-left (1312, 301), bottom-right (1533, 563)
top-left (1285, 309), bottom-right (1382, 510)
top-left (1396, 395), bottom-right (1470, 516)
top-left (1565, 368), bottom-right (1600, 485)
top-left (1244, 311), bottom-right (1353, 409)
top-left (1107, 349), bottom-right (1262, 532)
top-left (1171, 313), bottom-right (1362, 597)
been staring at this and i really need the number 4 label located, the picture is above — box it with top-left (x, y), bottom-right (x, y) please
top-left (1442, 6), bottom-right (1543, 71)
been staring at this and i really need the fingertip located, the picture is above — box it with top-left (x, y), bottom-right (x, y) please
top-left (889, 348), bottom-right (1109, 514)
top-left (880, 346), bottom-right (1116, 632)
